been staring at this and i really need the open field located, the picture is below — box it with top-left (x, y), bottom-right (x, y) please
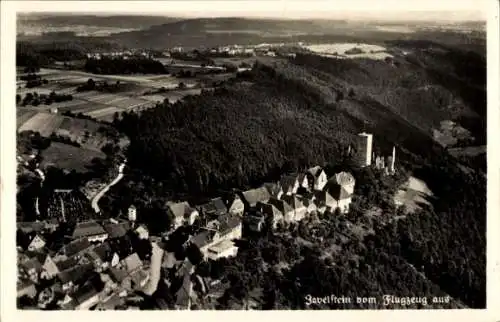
top-left (18, 112), bottom-right (64, 136)
top-left (40, 142), bottom-right (105, 173)
top-left (17, 110), bottom-right (38, 128)
top-left (304, 43), bottom-right (393, 60)
top-left (394, 176), bottom-right (434, 213)
top-left (17, 110), bottom-right (126, 151)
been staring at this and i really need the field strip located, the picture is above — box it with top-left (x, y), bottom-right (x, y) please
top-left (85, 106), bottom-right (122, 118)
top-left (17, 110), bottom-right (38, 129)
top-left (18, 112), bottom-right (64, 136)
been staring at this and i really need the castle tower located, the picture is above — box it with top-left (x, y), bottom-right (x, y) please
top-left (128, 205), bottom-right (137, 224)
top-left (354, 132), bottom-right (373, 167)
top-left (389, 146), bottom-right (396, 174)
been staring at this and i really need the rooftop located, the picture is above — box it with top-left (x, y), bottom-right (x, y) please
top-left (241, 187), bottom-right (271, 207)
top-left (58, 238), bottom-right (92, 257)
top-left (71, 221), bottom-right (107, 239)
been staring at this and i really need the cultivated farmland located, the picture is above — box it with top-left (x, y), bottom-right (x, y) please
top-left (18, 112), bottom-right (64, 136)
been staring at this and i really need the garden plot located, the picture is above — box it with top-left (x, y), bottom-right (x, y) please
top-left (18, 112), bottom-right (64, 136)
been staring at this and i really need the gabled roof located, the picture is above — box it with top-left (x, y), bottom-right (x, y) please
top-left (313, 190), bottom-right (337, 205)
top-left (279, 174), bottom-right (298, 192)
top-left (71, 282), bottom-right (98, 305)
top-left (333, 172), bottom-right (355, 186)
top-left (166, 201), bottom-right (195, 219)
top-left (122, 253), bottom-right (143, 273)
top-left (135, 225), bottom-right (149, 236)
top-left (90, 242), bottom-right (113, 262)
top-left (58, 238), bottom-right (92, 257)
top-left (130, 269), bottom-right (149, 288)
top-left (55, 256), bottom-right (81, 272)
top-left (21, 257), bottom-right (43, 272)
top-left (216, 213), bottom-right (242, 236)
top-left (263, 182), bottom-right (282, 197)
top-left (57, 263), bottom-right (94, 284)
top-left (191, 230), bottom-right (217, 249)
top-left (307, 166), bottom-right (324, 177)
top-left (17, 221), bottom-right (46, 234)
top-left (240, 187), bottom-right (271, 207)
top-left (109, 267), bottom-right (128, 283)
top-left (102, 221), bottom-right (130, 239)
top-left (268, 198), bottom-right (294, 215)
top-left (259, 202), bottom-right (282, 220)
top-left (328, 184), bottom-right (352, 200)
top-left (198, 197), bottom-right (227, 216)
top-left (71, 221), bottom-right (107, 239)
top-left (282, 195), bottom-right (306, 210)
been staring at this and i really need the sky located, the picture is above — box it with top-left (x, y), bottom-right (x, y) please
top-left (15, 0), bottom-right (488, 22)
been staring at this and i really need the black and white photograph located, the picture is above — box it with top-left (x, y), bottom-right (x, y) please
top-left (1, 0), bottom-right (499, 315)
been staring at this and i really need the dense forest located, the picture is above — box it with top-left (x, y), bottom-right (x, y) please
top-left (84, 57), bottom-right (167, 75)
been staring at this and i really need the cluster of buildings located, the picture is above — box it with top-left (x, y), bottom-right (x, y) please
top-left (16, 162), bottom-right (357, 310)
top-left (16, 131), bottom-right (397, 310)
top-left (17, 218), bottom-right (152, 310)
top-left (85, 50), bottom-right (152, 60)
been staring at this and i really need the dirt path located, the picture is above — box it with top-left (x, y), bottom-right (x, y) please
top-left (91, 162), bottom-right (126, 213)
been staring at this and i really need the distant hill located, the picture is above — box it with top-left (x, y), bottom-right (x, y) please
top-left (17, 16), bottom-right (486, 50)
top-left (17, 13), bottom-right (179, 29)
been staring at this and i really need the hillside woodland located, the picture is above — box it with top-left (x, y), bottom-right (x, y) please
top-left (103, 40), bottom-right (487, 308)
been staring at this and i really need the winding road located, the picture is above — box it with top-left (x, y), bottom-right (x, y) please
top-left (143, 241), bottom-right (164, 296)
top-left (91, 162), bottom-right (126, 213)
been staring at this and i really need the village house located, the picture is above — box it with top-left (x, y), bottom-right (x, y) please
top-left (332, 171), bottom-right (356, 195)
top-left (197, 197), bottom-right (227, 218)
top-left (17, 231), bottom-right (47, 252)
top-left (240, 187), bottom-right (271, 209)
top-left (166, 201), bottom-right (199, 229)
top-left (245, 213), bottom-right (266, 232)
top-left (27, 234), bottom-right (46, 251)
top-left (328, 184), bottom-right (353, 214)
top-left (268, 198), bottom-right (295, 222)
top-left (40, 254), bottom-right (62, 280)
top-left (206, 240), bottom-right (238, 260)
top-left (222, 194), bottom-right (245, 217)
top-left (191, 213), bottom-right (242, 259)
top-left (68, 282), bottom-right (101, 310)
top-left (279, 173), bottom-right (308, 196)
top-left (17, 279), bottom-right (37, 299)
top-left (307, 166), bottom-right (328, 191)
top-left (174, 260), bottom-right (195, 310)
top-left (282, 194), bottom-right (308, 221)
top-left (263, 182), bottom-right (284, 199)
top-left (70, 220), bottom-right (109, 243)
top-left (56, 263), bottom-right (95, 292)
top-left (135, 225), bottom-right (149, 240)
top-left (55, 238), bottom-right (93, 261)
top-left (85, 242), bottom-right (113, 272)
top-left (313, 190), bottom-right (338, 214)
top-left (102, 220), bottom-right (130, 239)
top-left (257, 202), bottom-right (283, 229)
top-left (20, 257), bottom-right (43, 283)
